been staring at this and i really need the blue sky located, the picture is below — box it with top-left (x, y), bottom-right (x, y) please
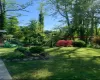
top-left (11, 0), bottom-right (62, 30)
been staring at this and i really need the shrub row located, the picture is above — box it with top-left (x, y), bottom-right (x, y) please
top-left (15, 46), bottom-right (45, 56)
top-left (56, 40), bottom-right (86, 47)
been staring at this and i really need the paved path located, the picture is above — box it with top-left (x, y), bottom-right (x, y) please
top-left (0, 59), bottom-right (12, 80)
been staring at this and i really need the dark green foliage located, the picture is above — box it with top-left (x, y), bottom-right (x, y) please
top-left (15, 47), bottom-right (31, 56)
top-left (73, 40), bottom-right (86, 47)
top-left (22, 41), bottom-right (30, 47)
top-left (29, 20), bottom-right (37, 31)
top-left (29, 46), bottom-right (44, 54)
top-left (6, 16), bottom-right (20, 35)
top-left (39, 12), bottom-right (44, 26)
top-left (8, 39), bottom-right (23, 46)
top-left (39, 2), bottom-right (44, 30)
top-left (21, 20), bottom-right (45, 46)
top-left (4, 41), bottom-right (12, 48)
top-left (4, 41), bottom-right (17, 48)
top-left (15, 47), bottom-right (27, 53)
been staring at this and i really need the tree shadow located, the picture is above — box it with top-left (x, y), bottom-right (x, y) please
top-left (45, 56), bottom-right (100, 80)
top-left (6, 56), bottom-right (100, 80)
top-left (55, 47), bottom-right (80, 57)
top-left (5, 47), bottom-right (100, 80)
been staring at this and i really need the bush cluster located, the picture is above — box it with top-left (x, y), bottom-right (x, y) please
top-left (4, 46), bottom-right (47, 60)
top-left (8, 39), bottom-right (23, 46)
top-left (4, 41), bottom-right (17, 48)
top-left (56, 40), bottom-right (86, 47)
top-left (92, 36), bottom-right (100, 45)
top-left (56, 40), bottom-right (73, 47)
top-left (15, 46), bottom-right (44, 56)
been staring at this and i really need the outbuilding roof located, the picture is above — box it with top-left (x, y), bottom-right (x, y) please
top-left (0, 30), bottom-right (7, 33)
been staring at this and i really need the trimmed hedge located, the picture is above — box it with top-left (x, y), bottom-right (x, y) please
top-left (29, 46), bottom-right (44, 54)
top-left (15, 47), bottom-right (31, 56)
top-left (73, 40), bottom-right (86, 47)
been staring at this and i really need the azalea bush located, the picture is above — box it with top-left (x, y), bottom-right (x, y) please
top-left (56, 40), bottom-right (73, 47)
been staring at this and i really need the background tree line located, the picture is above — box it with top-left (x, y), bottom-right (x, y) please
top-left (47, 0), bottom-right (100, 43)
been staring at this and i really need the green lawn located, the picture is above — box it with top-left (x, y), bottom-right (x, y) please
top-left (0, 47), bottom-right (100, 80)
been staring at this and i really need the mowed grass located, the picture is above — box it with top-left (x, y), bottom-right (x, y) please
top-left (0, 47), bottom-right (100, 80)
top-left (0, 48), bottom-right (15, 57)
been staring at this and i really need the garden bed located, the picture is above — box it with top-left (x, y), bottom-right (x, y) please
top-left (2, 55), bottom-right (50, 62)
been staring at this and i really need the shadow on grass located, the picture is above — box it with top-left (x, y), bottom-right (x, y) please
top-left (47, 56), bottom-right (100, 80)
top-left (55, 47), bottom-right (80, 57)
top-left (3, 47), bottom-right (100, 80)
top-left (5, 54), bottom-right (100, 80)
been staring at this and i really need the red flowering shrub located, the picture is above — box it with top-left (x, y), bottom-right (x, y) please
top-left (56, 40), bottom-right (66, 47)
top-left (56, 40), bottom-right (73, 47)
top-left (66, 40), bottom-right (73, 46)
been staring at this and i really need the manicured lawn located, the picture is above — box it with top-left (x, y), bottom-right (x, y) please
top-left (0, 48), bottom-right (15, 57)
top-left (0, 47), bottom-right (100, 80)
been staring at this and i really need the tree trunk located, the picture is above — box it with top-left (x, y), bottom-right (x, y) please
top-left (90, 12), bottom-right (94, 37)
top-left (0, 0), bottom-right (6, 39)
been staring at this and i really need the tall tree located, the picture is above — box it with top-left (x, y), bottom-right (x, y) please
top-left (6, 16), bottom-right (19, 35)
top-left (47, 0), bottom-right (100, 42)
top-left (0, 0), bottom-right (33, 37)
top-left (29, 20), bottom-right (38, 32)
top-left (48, 0), bottom-right (72, 26)
top-left (38, 2), bottom-right (44, 32)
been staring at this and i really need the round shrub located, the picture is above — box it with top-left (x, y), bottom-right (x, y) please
top-left (4, 41), bottom-right (11, 48)
top-left (73, 40), bottom-right (86, 47)
top-left (9, 39), bottom-right (23, 46)
top-left (56, 40), bottom-right (65, 47)
top-left (29, 46), bottom-right (44, 54)
top-left (56, 40), bottom-right (73, 47)
top-left (14, 47), bottom-right (31, 56)
top-left (15, 47), bottom-right (32, 56)
top-left (15, 47), bottom-right (27, 53)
